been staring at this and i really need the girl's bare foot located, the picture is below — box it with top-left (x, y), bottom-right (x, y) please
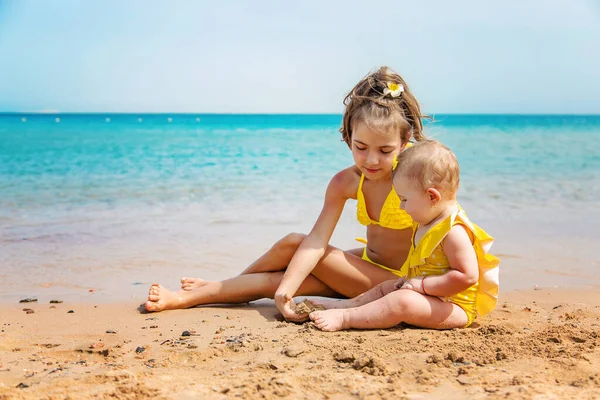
top-left (145, 284), bottom-right (189, 312)
top-left (309, 309), bottom-right (350, 332)
top-left (180, 277), bottom-right (212, 291)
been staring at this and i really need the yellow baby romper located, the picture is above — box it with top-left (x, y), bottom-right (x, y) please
top-left (398, 208), bottom-right (500, 327)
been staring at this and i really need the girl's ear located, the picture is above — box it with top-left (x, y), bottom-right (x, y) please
top-left (426, 188), bottom-right (442, 206)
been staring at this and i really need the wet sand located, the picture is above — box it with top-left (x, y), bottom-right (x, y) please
top-left (1, 287), bottom-right (599, 399)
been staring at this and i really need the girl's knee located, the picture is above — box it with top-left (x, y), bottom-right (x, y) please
top-left (276, 232), bottom-right (305, 250)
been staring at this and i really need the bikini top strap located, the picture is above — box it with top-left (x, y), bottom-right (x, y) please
top-left (358, 173), bottom-right (366, 192)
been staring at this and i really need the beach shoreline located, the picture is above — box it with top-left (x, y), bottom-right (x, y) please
top-left (2, 114), bottom-right (599, 398)
top-left (1, 286), bottom-right (599, 399)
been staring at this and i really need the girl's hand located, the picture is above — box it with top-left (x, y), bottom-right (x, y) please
top-left (400, 277), bottom-right (425, 294)
top-left (275, 293), bottom-right (309, 323)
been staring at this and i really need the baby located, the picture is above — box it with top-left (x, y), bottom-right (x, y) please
top-left (309, 140), bottom-right (499, 331)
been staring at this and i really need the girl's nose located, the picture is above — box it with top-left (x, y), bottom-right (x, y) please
top-left (366, 151), bottom-right (379, 165)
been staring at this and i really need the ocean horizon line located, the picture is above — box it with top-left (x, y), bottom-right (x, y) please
top-left (1, 112), bottom-right (600, 117)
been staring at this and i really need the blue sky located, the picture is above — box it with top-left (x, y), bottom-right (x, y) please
top-left (1, 1), bottom-right (599, 114)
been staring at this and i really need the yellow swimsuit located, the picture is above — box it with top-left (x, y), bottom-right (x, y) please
top-left (355, 173), bottom-right (413, 276)
top-left (398, 208), bottom-right (500, 327)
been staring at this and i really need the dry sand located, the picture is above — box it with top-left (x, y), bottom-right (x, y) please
top-left (1, 287), bottom-right (599, 399)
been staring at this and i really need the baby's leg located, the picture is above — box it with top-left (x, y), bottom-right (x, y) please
top-left (310, 289), bottom-right (468, 332)
top-left (180, 233), bottom-right (306, 290)
top-left (311, 280), bottom-right (398, 310)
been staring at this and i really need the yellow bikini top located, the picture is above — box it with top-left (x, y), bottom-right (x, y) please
top-left (399, 207), bottom-right (500, 317)
top-left (356, 174), bottom-right (413, 230)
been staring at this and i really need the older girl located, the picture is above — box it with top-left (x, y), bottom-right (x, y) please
top-left (146, 66), bottom-right (428, 322)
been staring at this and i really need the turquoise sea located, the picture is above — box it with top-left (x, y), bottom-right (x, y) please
top-left (1, 113), bottom-right (599, 302)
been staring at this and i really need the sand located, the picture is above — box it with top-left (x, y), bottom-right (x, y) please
top-left (293, 299), bottom-right (325, 314)
top-left (1, 287), bottom-right (600, 400)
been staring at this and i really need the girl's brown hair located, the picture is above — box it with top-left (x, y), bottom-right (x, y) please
top-left (340, 66), bottom-right (429, 147)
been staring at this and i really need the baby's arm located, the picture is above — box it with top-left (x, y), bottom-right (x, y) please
top-left (403, 224), bottom-right (478, 297)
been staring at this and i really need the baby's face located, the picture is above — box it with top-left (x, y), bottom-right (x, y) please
top-left (393, 174), bottom-right (431, 224)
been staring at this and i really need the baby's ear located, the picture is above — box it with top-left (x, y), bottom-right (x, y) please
top-left (426, 188), bottom-right (442, 205)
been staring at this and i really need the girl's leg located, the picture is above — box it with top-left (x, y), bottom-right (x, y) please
top-left (146, 243), bottom-right (399, 312)
top-left (181, 233), bottom-right (307, 291)
top-left (309, 247), bottom-right (398, 298)
top-left (239, 233), bottom-right (307, 275)
top-left (309, 289), bottom-right (469, 332)
top-left (146, 271), bottom-right (336, 312)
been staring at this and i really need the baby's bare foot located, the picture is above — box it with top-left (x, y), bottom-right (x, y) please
top-left (145, 284), bottom-right (188, 312)
top-left (180, 277), bottom-right (212, 291)
top-left (309, 309), bottom-right (349, 332)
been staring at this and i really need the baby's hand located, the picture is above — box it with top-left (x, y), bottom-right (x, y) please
top-left (400, 277), bottom-right (424, 294)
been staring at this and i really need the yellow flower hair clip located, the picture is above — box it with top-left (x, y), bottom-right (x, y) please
top-left (383, 82), bottom-right (404, 98)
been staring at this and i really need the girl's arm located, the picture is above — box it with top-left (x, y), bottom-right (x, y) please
top-left (402, 224), bottom-right (479, 297)
top-left (274, 169), bottom-right (355, 321)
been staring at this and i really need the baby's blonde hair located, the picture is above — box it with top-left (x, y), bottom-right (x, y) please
top-left (393, 140), bottom-right (460, 198)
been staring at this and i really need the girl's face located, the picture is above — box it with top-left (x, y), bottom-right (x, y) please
top-left (394, 174), bottom-right (433, 224)
top-left (351, 122), bottom-right (403, 180)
